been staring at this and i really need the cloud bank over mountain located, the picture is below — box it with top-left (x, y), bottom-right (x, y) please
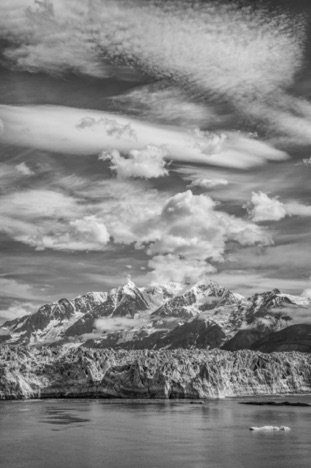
top-left (0, 0), bottom-right (310, 316)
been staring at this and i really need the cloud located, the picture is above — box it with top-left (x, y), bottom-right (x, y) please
top-left (94, 317), bottom-right (142, 332)
top-left (0, 162), bottom-right (35, 190)
top-left (0, 0), bottom-right (307, 146)
top-left (141, 190), bottom-right (271, 258)
top-left (121, 190), bottom-right (271, 283)
top-left (247, 192), bottom-right (287, 222)
top-left (302, 289), bottom-right (311, 299)
top-left (148, 255), bottom-right (215, 284)
top-left (32, 215), bottom-right (110, 251)
top-left (286, 202), bottom-right (311, 217)
top-left (247, 192), bottom-right (311, 222)
top-left (0, 277), bottom-right (37, 300)
top-left (0, 105), bottom-right (288, 169)
top-left (0, 0), bottom-right (310, 155)
top-left (110, 84), bottom-right (219, 127)
top-left (187, 178), bottom-right (228, 190)
top-left (0, 1), bottom-right (304, 98)
top-left (209, 270), bottom-right (311, 298)
top-left (15, 162), bottom-right (34, 175)
top-left (0, 189), bottom-right (111, 251)
top-left (77, 117), bottom-right (137, 140)
top-left (99, 146), bottom-right (169, 179)
top-left (0, 175), bottom-right (271, 288)
top-left (0, 301), bottom-right (35, 325)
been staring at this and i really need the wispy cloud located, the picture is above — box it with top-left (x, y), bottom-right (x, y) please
top-left (0, 0), bottom-right (304, 96)
top-left (0, 162), bottom-right (35, 192)
top-left (15, 162), bottom-right (34, 175)
top-left (187, 178), bottom-right (228, 190)
top-left (110, 84), bottom-right (220, 127)
top-left (0, 277), bottom-right (38, 301)
top-left (0, 301), bottom-right (36, 325)
top-left (0, 0), bottom-right (307, 141)
top-left (0, 189), bottom-right (111, 251)
top-left (209, 270), bottom-right (311, 298)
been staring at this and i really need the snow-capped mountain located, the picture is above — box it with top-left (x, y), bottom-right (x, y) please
top-left (0, 278), bottom-right (310, 351)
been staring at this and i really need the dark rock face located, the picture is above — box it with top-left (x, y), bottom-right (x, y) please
top-left (222, 329), bottom-right (264, 351)
top-left (251, 324), bottom-right (311, 353)
top-left (83, 318), bottom-right (226, 350)
top-left (1, 346), bottom-right (311, 400)
top-left (65, 313), bottom-right (97, 337)
top-left (151, 318), bottom-right (226, 350)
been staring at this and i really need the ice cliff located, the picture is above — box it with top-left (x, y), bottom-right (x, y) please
top-left (1, 346), bottom-right (310, 400)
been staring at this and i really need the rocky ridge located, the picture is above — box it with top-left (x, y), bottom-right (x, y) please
top-left (0, 278), bottom-right (310, 352)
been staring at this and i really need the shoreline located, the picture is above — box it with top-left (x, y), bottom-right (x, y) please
top-left (2, 392), bottom-right (311, 402)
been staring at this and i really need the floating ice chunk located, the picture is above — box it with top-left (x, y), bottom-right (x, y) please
top-left (249, 426), bottom-right (291, 432)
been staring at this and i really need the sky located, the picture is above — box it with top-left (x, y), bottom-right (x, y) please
top-left (0, 0), bottom-right (311, 322)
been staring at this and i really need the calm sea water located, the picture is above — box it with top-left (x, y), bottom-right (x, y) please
top-left (1, 396), bottom-right (311, 468)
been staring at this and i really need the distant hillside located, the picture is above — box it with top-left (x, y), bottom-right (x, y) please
top-left (251, 324), bottom-right (311, 353)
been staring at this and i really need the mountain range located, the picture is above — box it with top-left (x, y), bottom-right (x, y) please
top-left (1, 276), bottom-right (310, 353)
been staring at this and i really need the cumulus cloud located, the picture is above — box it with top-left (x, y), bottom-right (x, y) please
top-left (148, 255), bottom-right (215, 284)
top-left (126, 190), bottom-right (271, 283)
top-left (77, 117), bottom-right (137, 140)
top-left (141, 191), bottom-right (271, 259)
top-left (247, 192), bottom-right (311, 222)
top-left (0, 178), bottom-right (271, 285)
top-left (247, 192), bottom-right (287, 222)
top-left (99, 146), bottom-right (168, 179)
top-left (15, 162), bottom-right (34, 175)
top-left (32, 215), bottom-right (110, 251)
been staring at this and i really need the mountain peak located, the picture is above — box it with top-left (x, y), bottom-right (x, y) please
top-left (1, 277), bottom-right (310, 351)
top-left (117, 279), bottom-right (140, 298)
top-left (124, 279), bottom-right (137, 289)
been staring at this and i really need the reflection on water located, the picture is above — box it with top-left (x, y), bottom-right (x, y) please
top-left (1, 397), bottom-right (311, 468)
top-left (40, 406), bottom-right (91, 427)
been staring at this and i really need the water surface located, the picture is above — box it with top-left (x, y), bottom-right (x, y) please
top-left (1, 396), bottom-right (311, 468)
